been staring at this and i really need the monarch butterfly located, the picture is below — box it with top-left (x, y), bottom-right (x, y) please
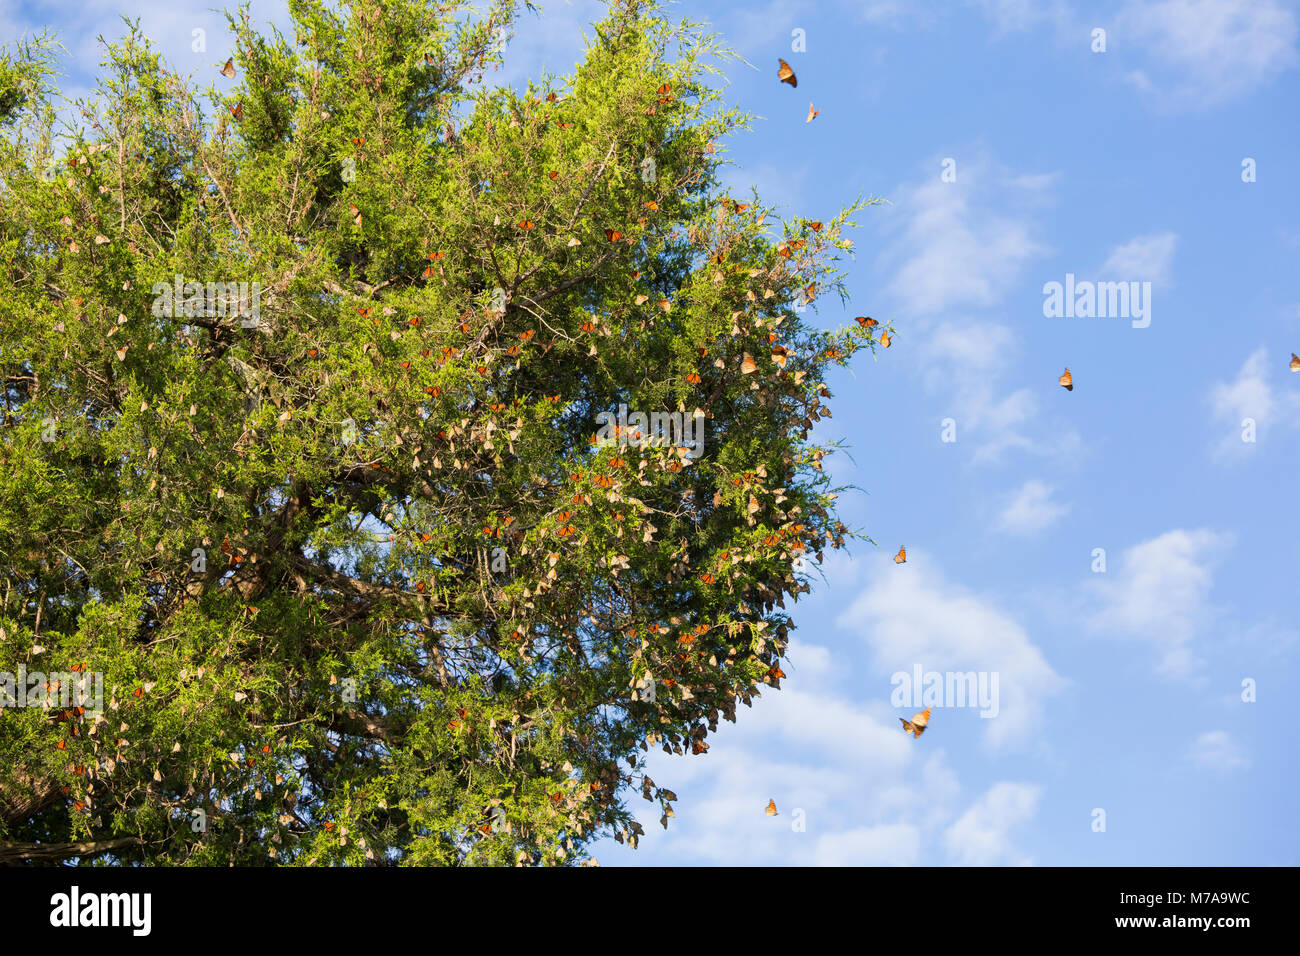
top-left (700, 573), bottom-right (714, 584)
top-left (657, 299), bottom-right (671, 313)
top-left (605, 229), bottom-right (623, 242)
top-left (220, 58), bottom-right (236, 78)
top-left (685, 372), bottom-right (701, 384)
top-left (351, 137), bottom-right (364, 147)
top-left (349, 203), bottom-right (362, 226)
top-left (545, 394), bottom-right (560, 403)
top-left (894, 545), bottom-right (906, 564)
top-left (230, 101), bottom-right (243, 120)
top-left (806, 102), bottom-right (820, 123)
top-left (770, 346), bottom-right (789, 367)
top-left (428, 250), bottom-right (446, 261)
top-left (777, 59), bottom-right (797, 87)
top-left (608, 457), bottom-right (625, 469)
top-left (880, 330), bottom-right (892, 348)
top-left (546, 92), bottom-right (558, 102)
top-left (691, 740), bottom-right (709, 754)
top-left (1289, 352), bottom-right (1298, 371)
top-left (740, 353), bottom-right (758, 374)
top-left (593, 475), bottom-right (614, 489)
top-left (547, 171), bottom-right (559, 180)
top-left (517, 220), bottom-right (535, 230)
top-left (556, 511), bottom-right (572, 523)
top-left (644, 200), bottom-right (659, 210)
top-left (1059, 367), bottom-right (1073, 391)
top-left (555, 525), bottom-right (576, 538)
top-left (900, 707), bottom-right (931, 738)
top-left (115, 346), bottom-right (128, 361)
top-left (556, 121), bottom-right (572, 129)
top-left (521, 329), bottom-right (535, 341)
top-left (657, 82), bottom-right (671, 95)
top-left (635, 295), bottom-right (648, 305)
top-left (809, 221), bottom-right (823, 232)
top-left (856, 316), bottom-right (878, 328)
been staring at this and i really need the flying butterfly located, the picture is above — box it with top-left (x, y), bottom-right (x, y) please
top-left (740, 352), bottom-right (758, 374)
top-left (1290, 352), bottom-right (1299, 371)
top-left (1059, 367), bottom-right (1073, 391)
top-left (900, 707), bottom-right (931, 739)
top-left (856, 316), bottom-right (878, 329)
top-left (894, 545), bottom-right (906, 564)
top-left (777, 58), bottom-right (797, 88)
top-left (220, 58), bottom-right (236, 79)
top-left (806, 102), bottom-right (820, 123)
top-left (765, 799), bottom-right (778, 817)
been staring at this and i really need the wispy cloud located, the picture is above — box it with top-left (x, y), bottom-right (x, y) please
top-left (996, 479), bottom-right (1069, 535)
top-left (1099, 231), bottom-right (1179, 284)
top-left (942, 781), bottom-right (1043, 865)
top-left (1208, 348), bottom-right (1300, 458)
top-left (1189, 730), bottom-right (1250, 772)
top-left (1117, 0), bottom-right (1299, 110)
top-left (1088, 528), bottom-right (1232, 679)
top-left (836, 551), bottom-right (1064, 748)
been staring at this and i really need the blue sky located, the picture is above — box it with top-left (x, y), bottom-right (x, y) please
top-left (8, 0), bottom-right (1299, 865)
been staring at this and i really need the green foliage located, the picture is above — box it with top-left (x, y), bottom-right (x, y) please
top-left (0, 0), bottom-right (883, 866)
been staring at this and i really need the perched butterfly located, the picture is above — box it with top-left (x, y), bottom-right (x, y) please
top-left (351, 137), bottom-right (365, 147)
top-left (700, 572), bottom-right (715, 584)
top-left (894, 545), bottom-right (906, 564)
top-left (1290, 352), bottom-right (1299, 371)
top-left (685, 372), bottom-right (701, 384)
top-left (517, 219), bottom-right (535, 230)
top-left (548, 170), bottom-right (559, 180)
top-left (691, 740), bottom-right (709, 755)
top-left (809, 221), bottom-right (823, 232)
top-left (806, 102), bottom-right (820, 123)
top-left (115, 346), bottom-right (128, 361)
top-left (880, 330), bottom-right (892, 348)
top-left (546, 91), bottom-right (558, 102)
top-left (741, 352), bottom-right (758, 374)
top-left (900, 707), bottom-right (931, 739)
top-left (605, 228), bottom-right (623, 243)
top-left (220, 58), bottom-right (236, 78)
top-left (856, 316), bottom-right (878, 329)
top-left (777, 58), bottom-right (797, 88)
top-left (657, 299), bottom-right (671, 313)
top-left (230, 101), bottom-right (243, 120)
top-left (657, 82), bottom-right (672, 95)
top-left (644, 200), bottom-right (659, 210)
top-left (770, 346), bottom-right (789, 367)
top-left (349, 203), bottom-right (362, 227)
top-left (1059, 367), bottom-right (1073, 391)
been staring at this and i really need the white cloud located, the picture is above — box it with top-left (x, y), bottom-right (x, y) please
top-left (1088, 529), bottom-right (1232, 678)
top-left (1099, 231), bottom-right (1179, 284)
top-left (920, 320), bottom-right (1083, 466)
top-left (943, 781), bottom-right (1042, 865)
top-left (996, 479), bottom-right (1069, 535)
top-left (877, 156), bottom-right (1056, 316)
top-left (836, 551), bottom-right (1065, 747)
top-left (1117, 0), bottom-right (1299, 109)
top-left (1208, 348), bottom-right (1300, 457)
top-left (1189, 730), bottom-right (1250, 772)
